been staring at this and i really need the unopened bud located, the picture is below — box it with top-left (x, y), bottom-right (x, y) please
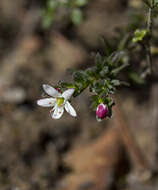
top-left (96, 103), bottom-right (108, 119)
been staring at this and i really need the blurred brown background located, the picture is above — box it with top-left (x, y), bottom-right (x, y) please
top-left (0, 0), bottom-right (158, 190)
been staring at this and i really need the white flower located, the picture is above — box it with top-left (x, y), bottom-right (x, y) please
top-left (37, 84), bottom-right (77, 119)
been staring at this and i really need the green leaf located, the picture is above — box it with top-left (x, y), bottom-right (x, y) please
top-left (95, 53), bottom-right (102, 65)
top-left (91, 95), bottom-right (99, 110)
top-left (71, 8), bottom-right (83, 25)
top-left (91, 95), bottom-right (104, 110)
top-left (111, 80), bottom-right (120, 86)
top-left (111, 51), bottom-right (125, 64)
top-left (118, 34), bottom-right (130, 51)
top-left (59, 0), bottom-right (68, 6)
top-left (129, 72), bottom-right (145, 84)
top-left (100, 37), bottom-right (112, 56)
top-left (107, 106), bottom-right (113, 118)
top-left (105, 97), bottom-right (115, 107)
top-left (107, 51), bottom-right (125, 67)
top-left (111, 62), bottom-right (129, 75)
top-left (47, 0), bottom-right (58, 9)
top-left (154, 0), bottom-right (158, 7)
top-left (86, 67), bottom-right (98, 81)
top-left (75, 0), bottom-right (88, 7)
top-left (120, 81), bottom-right (130, 86)
top-left (60, 82), bottom-right (75, 89)
top-left (132, 29), bottom-right (147, 43)
top-left (90, 81), bottom-right (102, 94)
top-left (73, 71), bottom-right (87, 83)
top-left (42, 11), bottom-right (54, 28)
top-left (142, 0), bottom-right (151, 7)
top-left (42, 0), bottom-right (58, 28)
top-left (99, 66), bottom-right (109, 77)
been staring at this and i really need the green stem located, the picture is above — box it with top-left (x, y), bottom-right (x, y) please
top-left (147, 2), bottom-right (153, 34)
top-left (141, 0), bottom-right (154, 78)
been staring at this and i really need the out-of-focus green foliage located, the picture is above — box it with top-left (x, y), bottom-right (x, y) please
top-left (129, 72), bottom-right (145, 84)
top-left (143, 0), bottom-right (158, 7)
top-left (132, 29), bottom-right (147, 43)
top-left (42, 0), bottom-right (90, 28)
top-left (71, 8), bottom-right (83, 25)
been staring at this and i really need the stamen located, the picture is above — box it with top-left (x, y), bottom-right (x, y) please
top-left (57, 97), bottom-right (64, 107)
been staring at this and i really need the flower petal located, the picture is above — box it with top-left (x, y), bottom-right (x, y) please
top-left (62, 89), bottom-right (75, 100)
top-left (65, 101), bottom-right (77, 117)
top-left (37, 98), bottom-right (56, 107)
top-left (51, 106), bottom-right (64, 119)
top-left (43, 84), bottom-right (60, 97)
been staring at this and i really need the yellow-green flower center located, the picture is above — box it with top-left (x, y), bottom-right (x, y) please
top-left (57, 97), bottom-right (64, 107)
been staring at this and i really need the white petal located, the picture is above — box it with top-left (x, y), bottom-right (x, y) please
top-left (42, 84), bottom-right (60, 97)
top-left (51, 106), bottom-right (64, 119)
top-left (62, 89), bottom-right (75, 100)
top-left (65, 101), bottom-right (77, 117)
top-left (37, 98), bottom-right (56, 107)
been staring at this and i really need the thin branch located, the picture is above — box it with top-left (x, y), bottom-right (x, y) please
top-left (141, 0), bottom-right (154, 78)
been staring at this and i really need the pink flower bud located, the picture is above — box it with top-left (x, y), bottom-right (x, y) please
top-left (96, 103), bottom-right (108, 119)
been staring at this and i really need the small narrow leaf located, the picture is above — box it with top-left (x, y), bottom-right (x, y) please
top-left (71, 8), bottom-right (83, 25)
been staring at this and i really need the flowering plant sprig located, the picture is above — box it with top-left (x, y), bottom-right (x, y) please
top-left (57, 51), bottom-right (129, 121)
top-left (38, 0), bottom-right (157, 121)
top-left (37, 50), bottom-right (129, 121)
